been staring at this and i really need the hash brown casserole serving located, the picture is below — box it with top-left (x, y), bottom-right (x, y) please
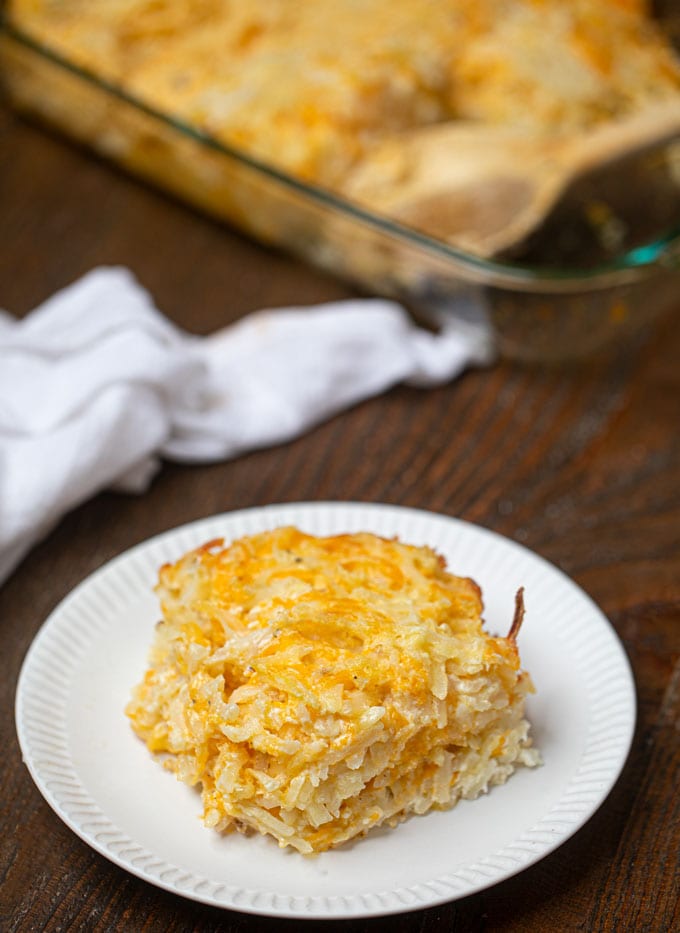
top-left (126, 527), bottom-right (540, 853)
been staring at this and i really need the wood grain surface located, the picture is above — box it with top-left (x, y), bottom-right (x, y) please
top-left (1, 101), bottom-right (679, 933)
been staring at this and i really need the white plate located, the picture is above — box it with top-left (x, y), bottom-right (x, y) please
top-left (16, 502), bottom-right (635, 919)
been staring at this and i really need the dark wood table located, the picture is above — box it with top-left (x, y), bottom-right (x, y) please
top-left (1, 100), bottom-right (678, 933)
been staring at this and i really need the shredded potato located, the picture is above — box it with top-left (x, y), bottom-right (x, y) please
top-left (126, 527), bottom-right (540, 853)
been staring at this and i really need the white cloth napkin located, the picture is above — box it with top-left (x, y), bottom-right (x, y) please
top-left (0, 266), bottom-right (493, 584)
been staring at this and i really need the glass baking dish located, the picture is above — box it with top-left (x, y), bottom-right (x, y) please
top-left (1, 13), bottom-right (679, 363)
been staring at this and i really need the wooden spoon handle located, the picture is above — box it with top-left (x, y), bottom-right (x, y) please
top-left (563, 100), bottom-right (680, 179)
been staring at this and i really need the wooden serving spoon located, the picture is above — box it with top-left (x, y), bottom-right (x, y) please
top-left (344, 100), bottom-right (680, 258)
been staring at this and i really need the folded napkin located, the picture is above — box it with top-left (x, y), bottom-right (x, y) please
top-left (0, 267), bottom-right (493, 584)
